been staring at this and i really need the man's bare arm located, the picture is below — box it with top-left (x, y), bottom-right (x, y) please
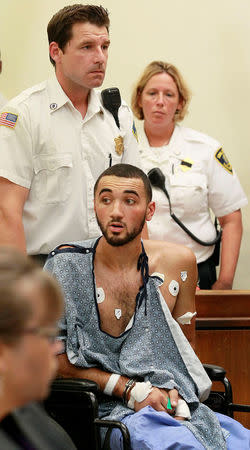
top-left (0, 177), bottom-right (29, 252)
top-left (57, 353), bottom-right (129, 397)
top-left (171, 248), bottom-right (197, 350)
top-left (58, 353), bottom-right (179, 413)
top-left (145, 241), bottom-right (197, 349)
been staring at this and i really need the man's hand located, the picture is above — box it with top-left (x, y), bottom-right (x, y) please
top-left (134, 387), bottom-right (179, 414)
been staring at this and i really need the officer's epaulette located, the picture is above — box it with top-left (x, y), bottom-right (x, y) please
top-left (47, 243), bottom-right (94, 259)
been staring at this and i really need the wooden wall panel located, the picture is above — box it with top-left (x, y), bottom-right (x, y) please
top-left (195, 290), bottom-right (250, 429)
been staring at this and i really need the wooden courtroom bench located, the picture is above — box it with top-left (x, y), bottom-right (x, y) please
top-left (195, 290), bottom-right (250, 428)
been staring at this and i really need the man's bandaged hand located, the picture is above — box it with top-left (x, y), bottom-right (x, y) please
top-left (132, 385), bottom-right (178, 415)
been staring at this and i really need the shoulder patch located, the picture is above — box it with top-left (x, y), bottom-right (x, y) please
top-left (0, 112), bottom-right (18, 129)
top-left (214, 147), bottom-right (233, 174)
top-left (132, 120), bottom-right (138, 142)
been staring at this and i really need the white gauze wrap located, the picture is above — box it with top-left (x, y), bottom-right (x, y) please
top-left (127, 381), bottom-right (153, 409)
top-left (175, 398), bottom-right (191, 419)
top-left (176, 311), bottom-right (197, 325)
top-left (103, 373), bottom-right (120, 396)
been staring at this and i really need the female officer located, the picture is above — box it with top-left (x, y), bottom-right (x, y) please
top-left (0, 247), bottom-right (76, 449)
top-left (131, 61), bottom-right (247, 289)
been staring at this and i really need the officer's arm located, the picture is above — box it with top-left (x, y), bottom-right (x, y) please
top-left (213, 209), bottom-right (242, 290)
top-left (0, 177), bottom-right (29, 252)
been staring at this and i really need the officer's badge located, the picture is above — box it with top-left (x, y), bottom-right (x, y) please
top-left (114, 136), bottom-right (124, 156)
top-left (215, 147), bottom-right (233, 174)
top-left (132, 120), bottom-right (138, 142)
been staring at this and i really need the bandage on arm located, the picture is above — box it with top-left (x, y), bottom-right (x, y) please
top-left (176, 311), bottom-right (197, 325)
top-left (127, 381), bottom-right (153, 409)
top-left (175, 398), bottom-right (191, 419)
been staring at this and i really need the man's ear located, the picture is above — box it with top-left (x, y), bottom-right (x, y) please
top-left (146, 201), bottom-right (155, 222)
top-left (49, 42), bottom-right (62, 65)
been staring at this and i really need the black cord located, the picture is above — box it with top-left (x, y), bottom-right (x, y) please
top-left (148, 168), bottom-right (222, 247)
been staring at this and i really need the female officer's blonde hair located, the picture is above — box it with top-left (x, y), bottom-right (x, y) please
top-left (131, 61), bottom-right (191, 123)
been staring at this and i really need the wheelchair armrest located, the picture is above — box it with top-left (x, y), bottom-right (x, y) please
top-left (203, 364), bottom-right (226, 381)
top-left (95, 419), bottom-right (131, 450)
top-left (48, 378), bottom-right (131, 449)
top-left (51, 377), bottom-right (99, 393)
top-left (229, 403), bottom-right (250, 413)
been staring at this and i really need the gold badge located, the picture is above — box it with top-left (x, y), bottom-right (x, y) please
top-left (114, 136), bottom-right (124, 156)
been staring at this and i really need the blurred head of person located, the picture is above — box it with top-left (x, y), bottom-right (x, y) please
top-left (0, 247), bottom-right (63, 419)
top-left (131, 61), bottom-right (191, 130)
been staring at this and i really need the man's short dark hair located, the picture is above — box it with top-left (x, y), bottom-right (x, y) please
top-left (94, 164), bottom-right (152, 203)
top-left (47, 4), bottom-right (110, 66)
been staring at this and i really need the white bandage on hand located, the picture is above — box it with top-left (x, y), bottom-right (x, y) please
top-left (176, 311), bottom-right (197, 325)
top-left (127, 381), bottom-right (153, 409)
top-left (175, 398), bottom-right (191, 419)
top-left (103, 373), bottom-right (120, 396)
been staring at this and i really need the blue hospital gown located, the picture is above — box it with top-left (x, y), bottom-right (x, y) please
top-left (45, 238), bottom-right (250, 449)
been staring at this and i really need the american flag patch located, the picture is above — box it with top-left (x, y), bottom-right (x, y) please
top-left (0, 112), bottom-right (18, 129)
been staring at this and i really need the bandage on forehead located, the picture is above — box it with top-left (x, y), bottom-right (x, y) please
top-left (176, 311), bottom-right (197, 325)
top-left (127, 381), bottom-right (153, 409)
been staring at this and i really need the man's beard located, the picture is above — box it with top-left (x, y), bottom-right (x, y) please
top-left (96, 214), bottom-right (146, 247)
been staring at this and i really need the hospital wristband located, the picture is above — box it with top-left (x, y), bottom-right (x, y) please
top-left (103, 373), bottom-right (120, 396)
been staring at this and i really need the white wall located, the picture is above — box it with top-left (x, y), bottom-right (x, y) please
top-left (0, 0), bottom-right (249, 287)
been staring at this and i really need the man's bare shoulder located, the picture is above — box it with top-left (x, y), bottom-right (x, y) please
top-left (143, 239), bottom-right (196, 265)
top-left (143, 239), bottom-right (197, 315)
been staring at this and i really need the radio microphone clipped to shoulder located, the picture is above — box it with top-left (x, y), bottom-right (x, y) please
top-left (101, 87), bottom-right (121, 129)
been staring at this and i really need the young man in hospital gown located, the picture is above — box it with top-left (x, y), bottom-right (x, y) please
top-left (45, 164), bottom-right (250, 449)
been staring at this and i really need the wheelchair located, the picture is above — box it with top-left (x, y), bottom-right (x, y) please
top-left (44, 377), bottom-right (130, 450)
top-left (44, 364), bottom-right (250, 450)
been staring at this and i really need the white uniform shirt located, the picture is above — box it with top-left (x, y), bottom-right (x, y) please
top-left (139, 124), bottom-right (248, 263)
top-left (0, 77), bottom-right (140, 254)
